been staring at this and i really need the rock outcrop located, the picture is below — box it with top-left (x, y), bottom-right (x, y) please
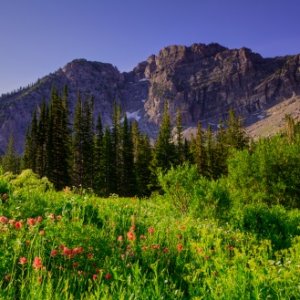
top-left (0, 43), bottom-right (299, 153)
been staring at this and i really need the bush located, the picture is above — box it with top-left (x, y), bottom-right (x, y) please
top-left (158, 164), bottom-right (199, 213)
top-left (241, 203), bottom-right (300, 249)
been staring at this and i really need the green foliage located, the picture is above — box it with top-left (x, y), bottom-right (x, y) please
top-left (158, 164), bottom-right (199, 213)
top-left (241, 203), bottom-right (300, 250)
top-left (227, 135), bottom-right (300, 207)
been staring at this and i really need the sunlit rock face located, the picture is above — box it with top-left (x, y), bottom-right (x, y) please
top-left (0, 44), bottom-right (299, 153)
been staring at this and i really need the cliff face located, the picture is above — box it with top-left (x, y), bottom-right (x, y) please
top-left (0, 43), bottom-right (300, 153)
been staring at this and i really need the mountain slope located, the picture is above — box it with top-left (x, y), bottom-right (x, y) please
top-left (0, 43), bottom-right (299, 153)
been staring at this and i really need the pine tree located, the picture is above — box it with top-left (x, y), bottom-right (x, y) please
top-left (102, 127), bottom-right (115, 195)
top-left (120, 115), bottom-right (136, 196)
top-left (2, 135), bottom-right (20, 174)
top-left (135, 134), bottom-right (152, 196)
top-left (23, 110), bottom-right (38, 171)
top-left (46, 87), bottom-right (71, 189)
top-left (205, 125), bottom-right (215, 178)
top-left (111, 103), bottom-right (122, 193)
top-left (36, 101), bottom-right (49, 177)
top-left (93, 114), bottom-right (105, 195)
top-left (152, 101), bottom-right (176, 172)
top-left (225, 109), bottom-right (248, 149)
top-left (175, 109), bottom-right (184, 165)
top-left (192, 122), bottom-right (206, 175)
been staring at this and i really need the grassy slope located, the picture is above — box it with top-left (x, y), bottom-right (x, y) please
top-left (0, 171), bottom-right (299, 299)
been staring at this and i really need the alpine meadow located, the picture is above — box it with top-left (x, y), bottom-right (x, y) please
top-left (1, 1), bottom-right (300, 299)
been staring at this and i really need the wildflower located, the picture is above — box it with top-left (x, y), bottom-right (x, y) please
top-left (14, 221), bottom-right (23, 230)
top-left (105, 273), bottom-right (112, 280)
top-left (62, 247), bottom-right (73, 257)
top-left (87, 253), bottom-right (94, 260)
top-left (27, 218), bottom-right (36, 226)
top-left (73, 262), bottom-right (79, 268)
top-left (32, 257), bottom-right (43, 270)
top-left (0, 216), bottom-right (8, 224)
top-left (141, 246), bottom-right (148, 251)
top-left (148, 227), bottom-right (155, 235)
top-left (39, 230), bottom-right (45, 236)
top-left (19, 257), bottom-right (27, 265)
top-left (177, 243), bottom-right (184, 252)
top-left (50, 249), bottom-right (58, 257)
top-left (92, 274), bottom-right (98, 280)
top-left (151, 244), bottom-right (160, 250)
top-left (49, 213), bottom-right (55, 220)
top-left (163, 247), bottom-right (169, 253)
top-left (130, 225), bottom-right (136, 232)
top-left (127, 231), bottom-right (136, 241)
top-left (140, 234), bottom-right (146, 240)
top-left (73, 247), bottom-right (84, 255)
top-left (36, 216), bottom-right (43, 223)
top-left (117, 235), bottom-right (123, 242)
top-left (56, 215), bottom-right (62, 221)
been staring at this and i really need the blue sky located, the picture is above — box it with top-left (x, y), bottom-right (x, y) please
top-left (0, 0), bottom-right (299, 95)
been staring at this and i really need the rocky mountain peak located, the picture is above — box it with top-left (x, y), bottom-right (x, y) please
top-left (0, 42), bottom-right (299, 154)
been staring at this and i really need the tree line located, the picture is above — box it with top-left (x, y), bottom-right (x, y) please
top-left (1, 86), bottom-right (250, 197)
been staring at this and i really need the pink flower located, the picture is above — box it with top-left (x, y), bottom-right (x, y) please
top-left (32, 257), bottom-right (43, 270)
top-left (0, 216), bottom-right (8, 224)
top-left (72, 247), bottom-right (84, 255)
top-left (127, 231), bottom-right (136, 241)
top-left (148, 227), bottom-right (155, 235)
top-left (62, 247), bottom-right (73, 257)
top-left (14, 221), bottom-right (23, 230)
top-left (50, 249), bottom-right (58, 257)
top-left (27, 218), bottom-right (36, 226)
top-left (36, 216), bottom-right (43, 223)
top-left (19, 257), bottom-right (27, 265)
top-left (177, 243), bottom-right (184, 252)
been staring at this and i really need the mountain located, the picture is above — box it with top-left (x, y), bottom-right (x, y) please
top-left (0, 43), bottom-right (299, 154)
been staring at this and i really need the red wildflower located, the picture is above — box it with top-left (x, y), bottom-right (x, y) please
top-left (151, 244), bottom-right (160, 250)
top-left (87, 253), bottom-right (94, 260)
top-left (36, 216), bottom-right (43, 223)
top-left (27, 218), bottom-right (36, 226)
top-left (148, 227), bottom-right (155, 235)
top-left (50, 249), bottom-right (58, 257)
top-left (105, 273), bottom-right (112, 280)
top-left (92, 274), bottom-right (98, 280)
top-left (177, 243), bottom-right (184, 252)
top-left (32, 257), bottom-right (43, 270)
top-left (127, 231), bottom-right (136, 241)
top-left (0, 216), bottom-right (8, 224)
top-left (19, 257), bottom-right (27, 265)
top-left (14, 221), bottom-right (23, 230)
top-left (62, 246), bottom-right (73, 257)
top-left (163, 247), bottom-right (169, 253)
top-left (72, 247), bottom-right (84, 255)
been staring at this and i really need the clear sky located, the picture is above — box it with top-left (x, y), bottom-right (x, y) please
top-left (0, 0), bottom-right (299, 95)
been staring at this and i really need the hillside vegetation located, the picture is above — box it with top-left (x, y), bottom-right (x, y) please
top-left (0, 125), bottom-right (300, 299)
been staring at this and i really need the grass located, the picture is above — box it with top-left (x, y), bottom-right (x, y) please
top-left (0, 172), bottom-right (300, 299)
